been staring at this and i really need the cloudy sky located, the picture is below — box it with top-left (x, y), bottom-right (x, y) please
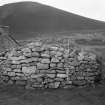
top-left (0, 0), bottom-right (105, 21)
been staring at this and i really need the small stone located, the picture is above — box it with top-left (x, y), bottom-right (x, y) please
top-left (22, 63), bottom-right (30, 67)
top-left (51, 57), bottom-right (59, 63)
top-left (7, 49), bottom-right (17, 57)
top-left (70, 60), bottom-right (79, 66)
top-left (31, 57), bottom-right (39, 62)
top-left (37, 63), bottom-right (49, 70)
top-left (21, 58), bottom-right (39, 63)
top-left (54, 82), bottom-right (60, 88)
top-left (41, 58), bottom-right (50, 64)
top-left (2, 71), bottom-right (8, 75)
top-left (29, 62), bottom-right (36, 66)
top-left (16, 65), bottom-right (22, 69)
top-left (22, 48), bottom-right (31, 53)
top-left (15, 73), bottom-right (24, 76)
top-left (39, 70), bottom-right (46, 74)
top-left (36, 77), bottom-right (43, 83)
top-left (46, 74), bottom-right (56, 78)
top-left (31, 52), bottom-right (40, 57)
top-left (11, 77), bottom-right (16, 80)
top-left (32, 47), bottom-right (42, 52)
top-left (60, 59), bottom-right (65, 63)
top-left (55, 78), bottom-right (64, 81)
top-left (88, 53), bottom-right (96, 60)
top-left (41, 53), bottom-right (50, 58)
top-left (20, 59), bottom-right (29, 63)
top-left (0, 57), bottom-right (7, 60)
top-left (12, 60), bottom-right (20, 64)
top-left (50, 46), bottom-right (58, 51)
top-left (76, 76), bottom-right (84, 80)
top-left (78, 54), bottom-right (84, 61)
top-left (46, 70), bottom-right (56, 74)
top-left (33, 42), bottom-right (42, 46)
top-left (31, 74), bottom-right (44, 78)
top-left (48, 82), bottom-right (60, 88)
top-left (57, 74), bottom-right (67, 78)
top-left (55, 51), bottom-right (62, 57)
top-left (50, 51), bottom-right (57, 56)
top-left (14, 76), bottom-right (26, 80)
top-left (8, 72), bottom-right (15, 76)
top-left (44, 78), bottom-right (54, 83)
top-left (10, 56), bottom-right (25, 61)
top-left (65, 81), bottom-right (72, 85)
top-left (14, 69), bottom-right (21, 72)
top-left (23, 53), bottom-right (32, 57)
top-left (22, 66), bottom-right (36, 74)
top-left (6, 68), bottom-right (12, 72)
top-left (57, 63), bottom-right (64, 68)
top-left (50, 63), bottom-right (56, 68)
top-left (56, 70), bottom-right (66, 74)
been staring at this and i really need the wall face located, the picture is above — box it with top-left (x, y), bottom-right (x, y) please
top-left (0, 42), bottom-right (101, 89)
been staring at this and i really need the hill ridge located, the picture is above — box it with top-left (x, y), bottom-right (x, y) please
top-left (0, 1), bottom-right (105, 40)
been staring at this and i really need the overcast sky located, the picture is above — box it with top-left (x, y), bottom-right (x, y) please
top-left (0, 0), bottom-right (105, 22)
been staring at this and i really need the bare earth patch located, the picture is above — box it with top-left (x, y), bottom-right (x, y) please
top-left (0, 82), bottom-right (105, 105)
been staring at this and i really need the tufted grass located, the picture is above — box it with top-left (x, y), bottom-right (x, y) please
top-left (0, 81), bottom-right (105, 105)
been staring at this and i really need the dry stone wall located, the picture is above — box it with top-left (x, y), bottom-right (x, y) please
top-left (0, 42), bottom-right (102, 89)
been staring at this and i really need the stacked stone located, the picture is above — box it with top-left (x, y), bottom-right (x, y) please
top-left (0, 42), bottom-right (101, 89)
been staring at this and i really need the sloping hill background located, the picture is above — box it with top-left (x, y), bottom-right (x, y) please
top-left (0, 1), bottom-right (105, 40)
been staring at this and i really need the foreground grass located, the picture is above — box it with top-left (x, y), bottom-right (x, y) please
top-left (0, 82), bottom-right (105, 105)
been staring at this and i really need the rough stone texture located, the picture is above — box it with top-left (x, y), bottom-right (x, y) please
top-left (0, 42), bottom-right (102, 89)
top-left (22, 66), bottom-right (36, 74)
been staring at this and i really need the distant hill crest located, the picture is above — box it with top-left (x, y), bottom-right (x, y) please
top-left (0, 1), bottom-right (105, 40)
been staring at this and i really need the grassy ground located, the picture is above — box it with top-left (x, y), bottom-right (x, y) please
top-left (0, 82), bottom-right (105, 105)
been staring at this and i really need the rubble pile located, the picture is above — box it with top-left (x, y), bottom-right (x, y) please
top-left (0, 42), bottom-right (101, 89)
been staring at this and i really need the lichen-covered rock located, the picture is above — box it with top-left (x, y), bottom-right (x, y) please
top-left (41, 53), bottom-right (50, 58)
top-left (31, 52), bottom-right (40, 57)
top-left (41, 58), bottom-right (50, 64)
top-left (8, 72), bottom-right (16, 76)
top-left (51, 57), bottom-right (59, 63)
top-left (14, 69), bottom-right (21, 72)
top-left (46, 74), bottom-right (56, 78)
top-left (16, 65), bottom-right (22, 69)
top-left (23, 52), bottom-right (32, 57)
top-left (48, 82), bottom-right (60, 88)
top-left (55, 51), bottom-right (63, 57)
top-left (37, 63), bottom-right (49, 70)
top-left (50, 63), bottom-right (56, 68)
top-left (22, 66), bottom-right (36, 74)
top-left (22, 48), bottom-right (31, 53)
top-left (57, 63), bottom-right (64, 68)
top-left (57, 74), bottom-right (67, 78)
top-left (31, 74), bottom-right (44, 78)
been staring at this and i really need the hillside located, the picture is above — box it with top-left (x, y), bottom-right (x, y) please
top-left (0, 1), bottom-right (105, 40)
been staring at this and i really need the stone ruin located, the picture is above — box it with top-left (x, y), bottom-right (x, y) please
top-left (0, 41), bottom-right (102, 89)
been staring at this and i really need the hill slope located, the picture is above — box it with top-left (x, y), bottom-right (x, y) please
top-left (0, 1), bottom-right (105, 40)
